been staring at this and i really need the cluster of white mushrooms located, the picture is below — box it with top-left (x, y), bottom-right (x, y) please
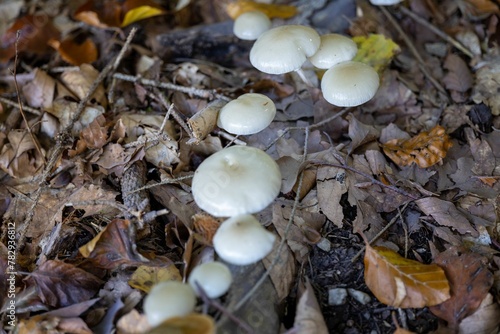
top-left (143, 3), bottom-right (397, 328)
top-left (233, 9), bottom-right (381, 107)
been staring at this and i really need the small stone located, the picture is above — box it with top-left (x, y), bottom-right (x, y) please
top-left (347, 288), bottom-right (371, 305)
top-left (328, 288), bottom-right (348, 306)
top-left (316, 238), bottom-right (332, 252)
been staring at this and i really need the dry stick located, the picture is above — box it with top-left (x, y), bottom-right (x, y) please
top-left (0, 96), bottom-right (41, 116)
top-left (153, 92), bottom-right (195, 140)
top-left (125, 174), bottom-right (194, 194)
top-left (17, 28), bottom-right (138, 250)
top-left (12, 31), bottom-right (45, 163)
top-left (351, 202), bottom-right (410, 262)
top-left (231, 128), bottom-right (310, 313)
top-left (112, 73), bottom-right (231, 101)
top-left (378, 6), bottom-right (448, 97)
top-left (398, 6), bottom-right (474, 59)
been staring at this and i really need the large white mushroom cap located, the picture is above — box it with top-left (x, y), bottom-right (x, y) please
top-left (321, 61), bottom-right (380, 107)
top-left (233, 10), bottom-right (272, 40)
top-left (308, 34), bottom-right (358, 69)
top-left (217, 93), bottom-right (276, 135)
top-left (191, 145), bottom-right (281, 217)
top-left (188, 261), bottom-right (233, 298)
top-left (143, 281), bottom-right (196, 327)
top-left (250, 25), bottom-right (320, 74)
top-left (213, 214), bottom-right (276, 265)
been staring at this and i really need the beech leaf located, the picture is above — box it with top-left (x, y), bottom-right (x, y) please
top-left (364, 245), bottom-right (450, 308)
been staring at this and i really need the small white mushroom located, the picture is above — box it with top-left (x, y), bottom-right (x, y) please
top-left (321, 61), bottom-right (379, 107)
top-left (191, 145), bottom-right (281, 217)
top-left (188, 261), bottom-right (233, 298)
top-left (217, 93), bottom-right (276, 135)
top-left (369, 0), bottom-right (403, 5)
top-left (308, 34), bottom-right (358, 69)
top-left (233, 10), bottom-right (272, 40)
top-left (213, 214), bottom-right (276, 265)
top-left (250, 25), bottom-right (320, 75)
top-left (143, 281), bottom-right (196, 327)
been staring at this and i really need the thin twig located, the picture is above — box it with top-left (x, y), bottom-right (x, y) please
top-left (398, 6), bottom-right (474, 58)
top-left (125, 174), bottom-right (194, 194)
top-left (112, 73), bottom-right (231, 101)
top-left (12, 31), bottom-right (45, 163)
top-left (379, 6), bottom-right (448, 97)
top-left (351, 202), bottom-right (410, 262)
top-left (152, 93), bottom-right (195, 140)
top-left (0, 96), bottom-right (41, 115)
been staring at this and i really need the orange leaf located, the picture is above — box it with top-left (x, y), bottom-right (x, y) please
top-left (74, 0), bottom-right (122, 28)
top-left (192, 213), bottom-right (221, 245)
top-left (464, 0), bottom-right (499, 15)
top-left (364, 245), bottom-right (450, 308)
top-left (147, 313), bottom-right (215, 334)
top-left (226, 0), bottom-right (297, 19)
top-left (49, 35), bottom-right (98, 65)
top-left (381, 125), bottom-right (452, 168)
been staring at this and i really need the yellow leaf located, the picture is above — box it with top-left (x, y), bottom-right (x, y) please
top-left (147, 313), bottom-right (215, 334)
top-left (128, 265), bottom-right (182, 293)
top-left (364, 245), bottom-right (450, 308)
top-left (352, 34), bottom-right (400, 73)
top-left (226, 0), bottom-right (297, 19)
top-left (79, 229), bottom-right (104, 258)
top-left (121, 6), bottom-right (165, 27)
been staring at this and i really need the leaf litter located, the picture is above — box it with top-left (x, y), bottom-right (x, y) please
top-left (1, 0), bottom-right (500, 333)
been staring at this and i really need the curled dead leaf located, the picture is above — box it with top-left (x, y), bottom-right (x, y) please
top-left (382, 125), bottom-right (453, 168)
top-left (226, 0), bottom-right (297, 19)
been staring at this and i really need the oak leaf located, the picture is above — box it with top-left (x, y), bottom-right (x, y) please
top-left (382, 125), bottom-right (453, 168)
top-left (364, 245), bottom-right (450, 308)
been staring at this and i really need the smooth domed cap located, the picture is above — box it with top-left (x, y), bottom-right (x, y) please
top-left (250, 25), bottom-right (320, 74)
top-left (191, 146), bottom-right (281, 217)
top-left (369, 0), bottom-right (403, 5)
top-left (144, 281), bottom-right (196, 327)
top-left (213, 214), bottom-right (276, 265)
top-left (308, 34), bottom-right (358, 69)
top-left (217, 93), bottom-right (276, 135)
top-left (321, 61), bottom-right (380, 107)
top-left (188, 261), bottom-right (233, 298)
top-left (233, 10), bottom-right (272, 40)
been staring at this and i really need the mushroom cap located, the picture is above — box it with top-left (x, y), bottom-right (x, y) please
top-left (308, 34), bottom-right (358, 69)
top-left (217, 93), bottom-right (276, 135)
top-left (321, 61), bottom-right (380, 107)
top-left (188, 261), bottom-right (233, 298)
top-left (233, 10), bottom-right (272, 41)
top-left (213, 214), bottom-right (276, 265)
top-left (143, 281), bottom-right (196, 327)
top-left (250, 25), bottom-right (320, 74)
top-left (191, 145), bottom-right (281, 217)
top-left (369, 0), bottom-right (403, 5)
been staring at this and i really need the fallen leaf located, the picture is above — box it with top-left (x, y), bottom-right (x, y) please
top-left (59, 64), bottom-right (107, 107)
top-left (147, 313), bottom-right (215, 334)
top-left (458, 293), bottom-right (500, 334)
top-left (292, 278), bottom-right (328, 334)
top-left (352, 34), bottom-right (400, 73)
top-left (462, 0), bottom-right (500, 16)
top-left (382, 125), bottom-right (453, 168)
top-left (128, 265), bottom-right (182, 293)
top-left (443, 53), bottom-right (473, 93)
top-left (192, 213), bottom-right (221, 245)
top-left (226, 0), bottom-right (297, 19)
top-left (48, 34), bottom-right (98, 65)
top-left (79, 219), bottom-right (148, 269)
top-left (121, 0), bottom-right (166, 27)
top-left (430, 249), bottom-right (494, 329)
top-left (27, 260), bottom-right (102, 308)
top-left (117, 309), bottom-right (151, 334)
top-left (21, 68), bottom-right (56, 109)
top-left (364, 245), bottom-right (450, 308)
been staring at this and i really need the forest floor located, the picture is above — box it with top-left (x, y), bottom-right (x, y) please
top-left (1, 0), bottom-right (500, 333)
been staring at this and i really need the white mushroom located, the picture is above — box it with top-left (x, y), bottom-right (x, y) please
top-left (143, 281), bottom-right (196, 327)
top-left (217, 93), bottom-right (276, 135)
top-left (213, 214), bottom-right (276, 265)
top-left (308, 34), bottom-right (358, 69)
top-left (188, 261), bottom-right (233, 298)
top-left (249, 25), bottom-right (320, 75)
top-left (191, 145), bottom-right (281, 217)
top-left (321, 61), bottom-right (379, 107)
top-left (233, 10), bottom-right (272, 41)
top-left (369, 0), bottom-right (403, 5)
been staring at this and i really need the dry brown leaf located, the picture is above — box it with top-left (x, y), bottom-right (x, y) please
top-left (226, 0), bottom-right (297, 19)
top-left (458, 293), bottom-right (500, 334)
top-left (364, 245), bottom-right (450, 308)
top-left (22, 68), bottom-right (56, 109)
top-left (59, 64), bottom-right (107, 107)
top-left (382, 125), bottom-right (453, 168)
top-left (443, 53), bottom-right (473, 93)
top-left (27, 260), bottom-right (102, 308)
top-left (117, 309), bottom-right (151, 334)
top-left (462, 0), bottom-right (500, 15)
top-left (292, 278), bottom-right (328, 334)
top-left (415, 197), bottom-right (477, 236)
top-left (430, 249), bottom-right (494, 329)
top-left (192, 213), bottom-right (221, 245)
top-left (128, 265), bottom-right (182, 293)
